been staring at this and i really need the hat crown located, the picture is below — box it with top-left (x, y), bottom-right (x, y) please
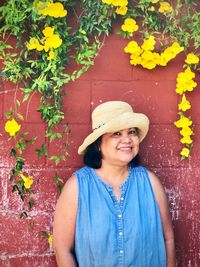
top-left (92, 101), bottom-right (133, 130)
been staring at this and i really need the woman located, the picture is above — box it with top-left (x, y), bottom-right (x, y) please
top-left (53, 101), bottom-right (176, 267)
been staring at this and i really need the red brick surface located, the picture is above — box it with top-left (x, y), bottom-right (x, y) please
top-left (140, 124), bottom-right (188, 168)
top-left (9, 255), bottom-right (57, 267)
top-left (91, 80), bottom-right (178, 123)
top-left (0, 127), bottom-right (16, 167)
top-left (63, 80), bottom-right (91, 124)
top-left (0, 170), bottom-right (6, 209)
top-left (0, 214), bottom-right (50, 254)
top-left (48, 124), bottom-right (90, 168)
top-left (0, 92), bottom-right (3, 120)
top-left (0, 29), bottom-right (200, 266)
top-left (3, 89), bottom-right (42, 123)
top-left (78, 32), bottom-right (132, 81)
top-left (189, 84), bottom-right (200, 125)
top-left (20, 123), bottom-right (46, 166)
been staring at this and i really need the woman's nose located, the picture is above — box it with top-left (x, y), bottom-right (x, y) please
top-left (121, 134), bottom-right (131, 142)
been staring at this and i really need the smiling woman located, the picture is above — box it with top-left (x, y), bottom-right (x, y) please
top-left (53, 101), bottom-right (176, 267)
top-left (99, 128), bottom-right (140, 167)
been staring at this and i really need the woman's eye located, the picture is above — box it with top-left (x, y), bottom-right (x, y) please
top-left (113, 132), bottom-right (121, 136)
top-left (129, 129), bottom-right (137, 135)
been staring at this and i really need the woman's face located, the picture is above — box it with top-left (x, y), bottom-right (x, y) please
top-left (100, 128), bottom-right (139, 166)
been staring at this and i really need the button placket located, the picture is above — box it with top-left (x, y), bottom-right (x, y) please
top-left (105, 180), bottom-right (128, 267)
top-left (117, 208), bottom-right (124, 266)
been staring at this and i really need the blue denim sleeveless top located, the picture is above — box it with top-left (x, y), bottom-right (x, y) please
top-left (74, 166), bottom-right (166, 267)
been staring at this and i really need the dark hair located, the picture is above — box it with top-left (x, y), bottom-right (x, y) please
top-left (83, 137), bottom-right (103, 169)
top-left (83, 137), bottom-right (141, 169)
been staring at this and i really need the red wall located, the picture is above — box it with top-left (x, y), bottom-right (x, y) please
top-left (0, 31), bottom-right (200, 266)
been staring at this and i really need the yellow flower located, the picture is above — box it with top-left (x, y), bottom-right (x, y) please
top-left (141, 36), bottom-right (155, 51)
top-left (139, 51), bottom-right (158, 69)
top-left (111, 0), bottom-right (120, 6)
top-left (182, 67), bottom-right (195, 79)
top-left (116, 6), bottom-right (128, 15)
top-left (152, 0), bottom-right (159, 3)
top-left (176, 80), bottom-right (197, 94)
top-left (178, 94), bottom-right (191, 111)
top-left (185, 53), bottom-right (199, 65)
top-left (5, 118), bottom-right (21, 137)
top-left (121, 18), bottom-right (139, 33)
top-left (158, 52), bottom-right (170, 66)
top-left (158, 2), bottom-right (173, 13)
top-left (47, 50), bottom-right (55, 60)
top-left (42, 27), bottom-right (54, 37)
top-left (180, 147), bottom-right (190, 158)
top-left (48, 3), bottom-right (67, 18)
top-left (153, 52), bottom-right (161, 65)
top-left (176, 67), bottom-right (197, 94)
top-left (119, 0), bottom-right (128, 6)
top-left (170, 42), bottom-right (184, 55)
top-left (101, 0), bottom-right (112, 4)
top-left (158, 42), bottom-right (184, 66)
top-left (48, 234), bottom-right (53, 246)
top-left (130, 54), bottom-right (141, 66)
top-left (148, 6), bottom-right (155, 11)
top-left (44, 34), bottom-right (62, 52)
top-left (112, 0), bottom-right (128, 6)
top-left (20, 173), bottom-right (33, 189)
top-left (27, 37), bottom-right (44, 51)
top-left (180, 135), bottom-right (193, 145)
top-left (174, 116), bottom-right (192, 128)
top-left (38, 2), bottom-right (67, 18)
top-left (124, 41), bottom-right (141, 54)
top-left (180, 127), bottom-right (193, 137)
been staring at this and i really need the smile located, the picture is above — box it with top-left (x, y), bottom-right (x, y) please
top-left (118, 147), bottom-right (133, 151)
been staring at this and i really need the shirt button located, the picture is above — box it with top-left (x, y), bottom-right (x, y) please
top-left (120, 197), bottom-right (124, 201)
top-left (120, 250), bottom-right (123, 254)
top-left (119, 232), bottom-right (123, 236)
top-left (118, 214), bottom-right (122, 218)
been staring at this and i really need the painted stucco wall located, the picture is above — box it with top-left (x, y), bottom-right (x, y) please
top-left (0, 30), bottom-right (200, 266)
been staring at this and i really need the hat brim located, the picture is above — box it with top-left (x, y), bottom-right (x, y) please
top-left (78, 111), bottom-right (149, 155)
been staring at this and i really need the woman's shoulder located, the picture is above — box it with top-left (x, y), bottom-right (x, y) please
top-left (131, 166), bottom-right (161, 183)
top-left (75, 165), bottom-right (90, 174)
top-left (131, 165), bottom-right (148, 175)
top-left (75, 166), bottom-right (93, 179)
top-left (73, 166), bottom-right (95, 189)
top-left (145, 170), bottom-right (166, 197)
top-left (133, 167), bottom-right (166, 203)
top-left (61, 174), bottom-right (78, 196)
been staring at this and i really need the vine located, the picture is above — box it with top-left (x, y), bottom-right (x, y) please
top-left (0, 0), bottom-right (199, 244)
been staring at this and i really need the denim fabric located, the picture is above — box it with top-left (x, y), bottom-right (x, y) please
top-left (75, 166), bottom-right (166, 267)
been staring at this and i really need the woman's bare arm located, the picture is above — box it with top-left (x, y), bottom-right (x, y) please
top-left (53, 175), bottom-right (78, 267)
top-left (148, 170), bottom-right (176, 267)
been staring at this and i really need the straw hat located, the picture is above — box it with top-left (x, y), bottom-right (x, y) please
top-left (78, 101), bottom-right (149, 155)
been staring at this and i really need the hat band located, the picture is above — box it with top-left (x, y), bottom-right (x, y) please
top-left (93, 122), bottom-right (105, 131)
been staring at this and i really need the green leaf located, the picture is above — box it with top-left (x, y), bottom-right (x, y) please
top-left (49, 156), bottom-right (60, 166)
top-left (10, 148), bottom-right (17, 157)
top-left (35, 148), bottom-right (42, 159)
top-left (40, 230), bottom-right (49, 238)
top-left (35, 144), bottom-right (47, 159)
top-left (28, 199), bottom-right (35, 210)
top-left (41, 144), bottom-right (48, 156)
top-left (5, 107), bottom-right (13, 119)
top-left (16, 100), bottom-right (20, 108)
top-left (20, 211), bottom-right (28, 219)
top-left (10, 174), bottom-right (14, 182)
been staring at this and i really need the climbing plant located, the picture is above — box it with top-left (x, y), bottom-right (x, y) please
top-left (0, 0), bottom-right (199, 225)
